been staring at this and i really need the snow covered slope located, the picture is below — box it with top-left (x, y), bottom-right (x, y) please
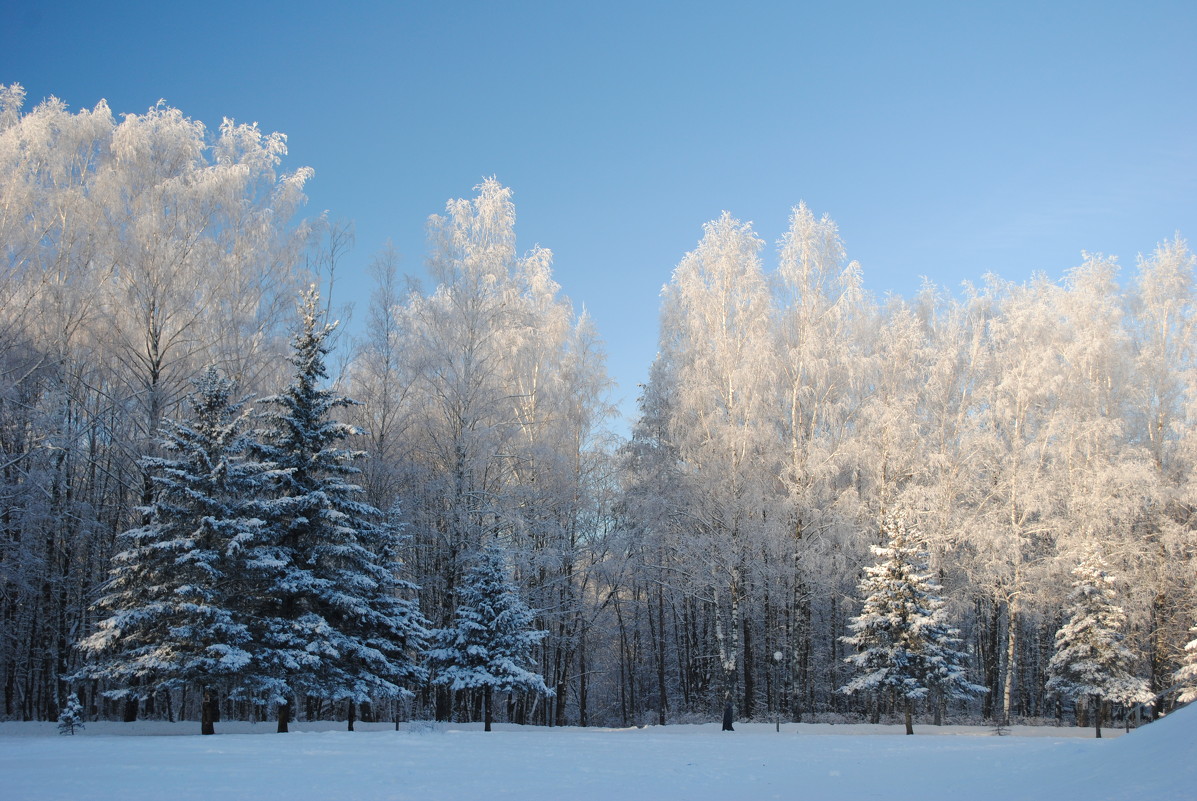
top-left (1058, 704), bottom-right (1196, 801)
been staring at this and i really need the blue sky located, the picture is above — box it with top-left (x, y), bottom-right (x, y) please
top-left (4, 1), bottom-right (1196, 425)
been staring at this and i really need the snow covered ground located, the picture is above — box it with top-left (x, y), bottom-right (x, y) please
top-left (1, 708), bottom-right (1192, 801)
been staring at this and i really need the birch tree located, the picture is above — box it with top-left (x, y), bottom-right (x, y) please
top-left (374, 179), bottom-right (612, 725)
top-left (655, 212), bottom-right (780, 719)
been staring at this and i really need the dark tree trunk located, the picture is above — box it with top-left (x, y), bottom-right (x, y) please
top-left (1095, 698), bottom-right (1103, 739)
top-left (348, 700), bottom-right (355, 732)
top-left (201, 688), bottom-right (216, 735)
top-left (277, 698), bottom-right (290, 733)
top-left (484, 686), bottom-right (493, 732)
top-left (435, 686), bottom-right (451, 721)
top-left (981, 597), bottom-right (999, 721)
top-left (722, 698), bottom-right (734, 731)
top-left (554, 658), bottom-right (568, 728)
top-left (904, 697), bottom-right (914, 735)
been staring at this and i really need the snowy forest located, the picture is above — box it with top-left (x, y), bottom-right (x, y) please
top-left (3, 85), bottom-right (1197, 735)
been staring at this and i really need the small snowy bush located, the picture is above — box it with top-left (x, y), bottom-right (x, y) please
top-left (57, 693), bottom-right (85, 735)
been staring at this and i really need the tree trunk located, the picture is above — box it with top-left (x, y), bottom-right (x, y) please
top-left (122, 679), bottom-right (138, 723)
top-left (656, 587), bottom-right (667, 726)
top-left (484, 686), bottom-right (493, 732)
top-left (742, 612), bottom-right (754, 720)
top-left (1094, 698), bottom-right (1103, 739)
top-left (729, 566), bottom-right (743, 712)
top-left (348, 700), bottom-right (355, 732)
top-left (1002, 599), bottom-right (1018, 725)
top-left (714, 584), bottom-right (737, 711)
top-left (904, 697), bottom-right (914, 735)
top-left (615, 598), bottom-right (629, 727)
top-left (981, 597), bottom-right (1000, 721)
top-left (579, 624), bottom-right (589, 727)
top-left (201, 688), bottom-right (216, 736)
top-left (435, 686), bottom-right (451, 721)
top-left (277, 698), bottom-right (290, 733)
top-left (722, 697), bottom-right (734, 731)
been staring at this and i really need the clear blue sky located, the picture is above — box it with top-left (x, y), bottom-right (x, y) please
top-left (5, 1), bottom-right (1196, 425)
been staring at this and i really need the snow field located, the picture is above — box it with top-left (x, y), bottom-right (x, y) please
top-left (2, 707), bottom-right (1193, 801)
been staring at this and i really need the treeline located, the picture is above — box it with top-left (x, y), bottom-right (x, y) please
top-left (622, 209), bottom-right (1197, 727)
top-left (2, 85), bottom-right (1195, 729)
top-left (0, 85), bottom-right (313, 721)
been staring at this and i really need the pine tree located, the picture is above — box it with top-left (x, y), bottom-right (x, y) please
top-left (77, 367), bottom-right (277, 734)
top-left (1046, 549), bottom-right (1151, 737)
top-left (1176, 625), bottom-right (1197, 704)
top-left (840, 514), bottom-right (984, 734)
top-left (57, 692), bottom-right (85, 735)
top-left (253, 287), bottom-right (428, 732)
top-left (427, 544), bottom-right (551, 731)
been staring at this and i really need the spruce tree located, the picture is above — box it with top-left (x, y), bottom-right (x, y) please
top-left (77, 367), bottom-right (277, 734)
top-left (427, 544), bottom-right (551, 731)
top-left (840, 513), bottom-right (984, 734)
top-left (57, 692), bottom-right (85, 735)
top-left (253, 287), bottom-right (428, 732)
top-left (1046, 549), bottom-right (1151, 737)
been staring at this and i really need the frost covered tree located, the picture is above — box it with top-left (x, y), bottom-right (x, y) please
top-left (0, 83), bottom-right (311, 722)
top-left (656, 212), bottom-right (780, 719)
top-left (1176, 626), bottom-right (1197, 703)
top-left (77, 367), bottom-right (278, 734)
top-left (427, 544), bottom-right (551, 731)
top-left (1046, 549), bottom-right (1152, 737)
top-left (253, 288), bottom-right (428, 732)
top-left (840, 514), bottom-right (983, 734)
top-left (56, 692), bottom-right (84, 735)
top-left (378, 179), bottom-right (612, 726)
top-left (1128, 240), bottom-right (1197, 706)
top-left (772, 204), bottom-right (868, 718)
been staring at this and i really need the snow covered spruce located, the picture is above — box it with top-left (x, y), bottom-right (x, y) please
top-left (78, 292), bottom-right (429, 734)
top-left (249, 288), bottom-right (428, 733)
top-left (1045, 549), bottom-right (1152, 738)
top-left (839, 514), bottom-right (985, 734)
top-left (55, 693), bottom-right (84, 735)
top-left (426, 544), bottom-right (552, 731)
top-left (77, 367), bottom-right (282, 734)
top-left (1177, 626), bottom-right (1197, 704)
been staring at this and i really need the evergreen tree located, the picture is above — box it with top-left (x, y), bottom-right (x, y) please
top-left (253, 287), bottom-right (428, 732)
top-left (1046, 549), bottom-right (1151, 737)
top-left (77, 367), bottom-right (278, 734)
top-left (840, 514), bottom-right (984, 734)
top-left (427, 544), bottom-right (551, 731)
top-left (56, 692), bottom-right (85, 735)
top-left (1176, 625), bottom-right (1197, 704)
